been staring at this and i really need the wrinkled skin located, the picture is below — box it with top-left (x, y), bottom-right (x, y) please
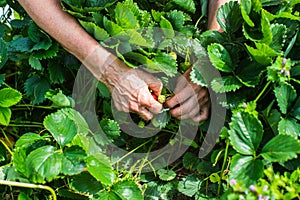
top-left (165, 67), bottom-right (210, 123)
top-left (103, 58), bottom-right (163, 121)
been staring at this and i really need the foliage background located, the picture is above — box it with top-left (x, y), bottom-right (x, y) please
top-left (0, 0), bottom-right (300, 199)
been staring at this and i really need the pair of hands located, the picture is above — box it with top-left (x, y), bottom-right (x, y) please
top-left (103, 57), bottom-right (210, 123)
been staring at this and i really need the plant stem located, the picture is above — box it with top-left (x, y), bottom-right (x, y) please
top-left (7, 124), bottom-right (44, 128)
top-left (0, 180), bottom-right (57, 200)
top-left (254, 81), bottom-right (271, 103)
top-left (0, 128), bottom-right (13, 149)
top-left (112, 139), bottom-right (152, 165)
top-left (194, 15), bottom-right (204, 28)
top-left (218, 139), bottom-right (230, 196)
top-left (0, 139), bottom-right (13, 155)
top-left (14, 104), bottom-right (54, 110)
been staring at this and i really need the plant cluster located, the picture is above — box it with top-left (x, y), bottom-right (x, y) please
top-left (0, 0), bottom-right (300, 199)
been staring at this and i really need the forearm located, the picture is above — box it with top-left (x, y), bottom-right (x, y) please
top-left (207, 0), bottom-right (231, 31)
top-left (17, 0), bottom-right (112, 79)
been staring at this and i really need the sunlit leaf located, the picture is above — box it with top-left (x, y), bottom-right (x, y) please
top-left (230, 155), bottom-right (263, 187)
top-left (261, 134), bottom-right (300, 162)
top-left (229, 111), bottom-right (263, 155)
top-left (0, 88), bottom-right (22, 107)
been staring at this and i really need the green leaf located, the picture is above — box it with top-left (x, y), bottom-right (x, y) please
top-left (151, 110), bottom-right (171, 129)
top-left (127, 29), bottom-right (152, 47)
top-left (230, 155), bottom-right (263, 186)
top-left (166, 10), bottom-right (185, 31)
top-left (241, 0), bottom-right (251, 14)
top-left (60, 108), bottom-right (89, 135)
top-left (86, 153), bottom-right (115, 186)
top-left (177, 174), bottom-right (202, 197)
top-left (25, 145), bottom-right (62, 183)
top-left (29, 55), bottom-right (42, 70)
top-left (278, 118), bottom-right (300, 137)
top-left (70, 172), bottom-right (103, 195)
top-left (103, 16), bottom-right (123, 36)
top-left (243, 10), bottom-right (272, 44)
top-left (168, 0), bottom-right (196, 13)
top-left (190, 64), bottom-right (208, 87)
top-left (0, 107), bottom-right (11, 126)
top-left (207, 43), bottom-right (233, 73)
top-left (99, 118), bottom-right (120, 138)
top-left (79, 20), bottom-right (109, 41)
top-left (96, 190), bottom-right (121, 200)
top-left (115, 2), bottom-right (137, 29)
top-left (157, 169), bottom-right (176, 181)
top-left (217, 1), bottom-right (242, 33)
top-left (17, 192), bottom-right (31, 200)
top-left (61, 146), bottom-right (86, 175)
top-left (229, 111), bottom-right (263, 155)
top-left (112, 181), bottom-right (143, 200)
top-left (270, 23), bottom-right (287, 52)
top-left (24, 75), bottom-right (50, 105)
top-left (182, 152), bottom-right (201, 171)
top-left (31, 42), bottom-right (59, 60)
top-left (261, 134), bottom-right (300, 162)
top-left (61, 0), bottom-right (117, 12)
top-left (241, 0), bottom-right (254, 27)
top-left (15, 132), bottom-right (47, 149)
top-left (274, 83), bottom-right (297, 114)
top-left (45, 89), bottom-right (74, 108)
top-left (0, 88), bottom-right (22, 107)
top-left (47, 59), bottom-right (67, 84)
top-left (160, 16), bottom-right (175, 38)
top-left (211, 76), bottom-right (243, 93)
top-left (245, 43), bottom-right (279, 65)
top-left (97, 82), bottom-right (111, 98)
top-left (199, 30), bottom-right (228, 48)
top-left (0, 39), bottom-right (8, 70)
top-left (31, 36), bottom-right (52, 52)
top-left (125, 52), bottom-right (177, 77)
top-left (44, 109), bottom-right (78, 147)
top-left (236, 62), bottom-right (263, 87)
top-left (8, 37), bottom-right (34, 53)
top-left (284, 32), bottom-right (298, 58)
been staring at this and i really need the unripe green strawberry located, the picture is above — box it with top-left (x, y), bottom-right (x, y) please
top-left (158, 95), bottom-right (166, 104)
top-left (180, 61), bottom-right (191, 72)
top-left (138, 121), bottom-right (145, 128)
top-left (169, 51), bottom-right (177, 60)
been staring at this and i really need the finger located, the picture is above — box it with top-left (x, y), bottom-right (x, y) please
top-left (170, 95), bottom-right (199, 118)
top-left (179, 103), bottom-right (201, 120)
top-left (139, 107), bottom-right (153, 121)
top-left (165, 85), bottom-right (195, 109)
top-left (129, 101), bottom-right (140, 113)
top-left (192, 102), bottom-right (210, 122)
top-left (138, 89), bottom-right (162, 114)
top-left (197, 87), bottom-right (209, 102)
top-left (139, 70), bottom-right (163, 96)
top-left (173, 75), bottom-right (188, 94)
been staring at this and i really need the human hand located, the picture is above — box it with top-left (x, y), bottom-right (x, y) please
top-left (102, 57), bottom-right (163, 121)
top-left (165, 67), bottom-right (210, 123)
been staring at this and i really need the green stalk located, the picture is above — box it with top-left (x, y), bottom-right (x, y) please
top-left (14, 104), bottom-right (54, 109)
top-left (0, 128), bottom-right (13, 149)
top-left (0, 180), bottom-right (57, 200)
top-left (254, 81), bottom-right (271, 103)
top-left (112, 139), bottom-right (152, 165)
top-left (7, 124), bottom-right (44, 128)
top-left (217, 139), bottom-right (230, 196)
top-left (0, 139), bottom-right (13, 155)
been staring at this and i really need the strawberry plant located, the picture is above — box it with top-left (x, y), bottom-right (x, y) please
top-left (1, 0), bottom-right (300, 199)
